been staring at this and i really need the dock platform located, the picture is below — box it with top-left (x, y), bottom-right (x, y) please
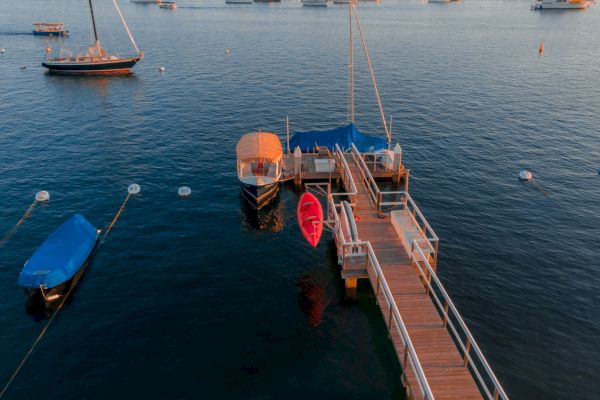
top-left (290, 144), bottom-right (508, 400)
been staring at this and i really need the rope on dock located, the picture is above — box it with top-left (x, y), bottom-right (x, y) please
top-left (0, 192), bottom-right (50, 248)
top-left (0, 185), bottom-right (140, 399)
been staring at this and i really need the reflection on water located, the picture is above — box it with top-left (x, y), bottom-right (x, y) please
top-left (297, 272), bottom-right (330, 327)
top-left (45, 73), bottom-right (139, 98)
top-left (239, 191), bottom-right (284, 232)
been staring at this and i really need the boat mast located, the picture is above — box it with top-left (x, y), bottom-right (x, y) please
top-left (88, 0), bottom-right (101, 54)
top-left (348, 1), bottom-right (355, 124)
top-left (112, 0), bottom-right (141, 55)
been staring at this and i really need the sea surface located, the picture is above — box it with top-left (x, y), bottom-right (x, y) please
top-left (1, 0), bottom-right (599, 398)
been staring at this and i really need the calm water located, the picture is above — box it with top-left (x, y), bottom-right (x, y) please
top-left (1, 0), bottom-right (599, 398)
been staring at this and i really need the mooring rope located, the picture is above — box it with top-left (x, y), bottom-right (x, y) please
top-left (0, 192), bottom-right (50, 248)
top-left (0, 185), bottom-right (139, 399)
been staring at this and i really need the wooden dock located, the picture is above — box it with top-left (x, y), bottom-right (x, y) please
top-left (292, 144), bottom-right (508, 400)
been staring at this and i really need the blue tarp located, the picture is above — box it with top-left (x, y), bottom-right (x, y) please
top-left (289, 124), bottom-right (388, 153)
top-left (18, 214), bottom-right (98, 289)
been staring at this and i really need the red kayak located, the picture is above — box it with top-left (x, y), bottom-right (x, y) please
top-left (297, 192), bottom-right (323, 247)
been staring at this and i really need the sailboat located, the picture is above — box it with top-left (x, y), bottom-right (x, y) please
top-left (289, 1), bottom-right (391, 154)
top-left (42, 0), bottom-right (143, 74)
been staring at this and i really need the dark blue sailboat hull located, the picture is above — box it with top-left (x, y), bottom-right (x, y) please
top-left (42, 56), bottom-right (142, 74)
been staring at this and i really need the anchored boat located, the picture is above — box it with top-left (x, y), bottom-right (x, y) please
top-left (303, 0), bottom-right (329, 6)
top-left (18, 214), bottom-right (100, 303)
top-left (32, 23), bottom-right (69, 37)
top-left (531, 0), bottom-right (592, 9)
top-left (159, 1), bottom-right (177, 8)
top-left (236, 132), bottom-right (283, 209)
top-left (42, 0), bottom-right (143, 74)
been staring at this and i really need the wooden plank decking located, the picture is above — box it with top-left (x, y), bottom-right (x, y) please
top-left (345, 157), bottom-right (483, 400)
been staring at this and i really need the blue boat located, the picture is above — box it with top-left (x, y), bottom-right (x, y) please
top-left (289, 123), bottom-right (387, 153)
top-left (32, 23), bottom-right (69, 37)
top-left (18, 214), bottom-right (100, 301)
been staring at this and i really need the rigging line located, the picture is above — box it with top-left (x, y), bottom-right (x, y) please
top-left (112, 0), bottom-right (141, 55)
top-left (0, 200), bottom-right (38, 248)
top-left (351, 3), bottom-right (391, 149)
top-left (348, 1), bottom-right (355, 123)
top-left (0, 190), bottom-right (137, 399)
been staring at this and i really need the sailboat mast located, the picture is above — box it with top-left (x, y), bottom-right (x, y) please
top-left (88, 0), bottom-right (100, 45)
top-left (348, 1), bottom-right (355, 124)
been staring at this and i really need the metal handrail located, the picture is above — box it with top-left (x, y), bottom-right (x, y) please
top-left (410, 242), bottom-right (509, 400)
top-left (343, 240), bottom-right (435, 400)
top-left (333, 144), bottom-right (357, 203)
top-left (349, 143), bottom-right (380, 208)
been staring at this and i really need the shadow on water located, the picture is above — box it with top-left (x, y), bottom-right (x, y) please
top-left (239, 190), bottom-right (284, 232)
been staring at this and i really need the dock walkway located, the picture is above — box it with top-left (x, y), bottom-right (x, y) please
top-left (296, 144), bottom-right (508, 400)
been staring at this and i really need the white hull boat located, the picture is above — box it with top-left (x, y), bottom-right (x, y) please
top-left (531, 0), bottom-right (591, 9)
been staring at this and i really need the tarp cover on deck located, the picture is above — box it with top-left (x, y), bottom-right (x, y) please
top-left (289, 124), bottom-right (387, 153)
top-left (18, 214), bottom-right (98, 289)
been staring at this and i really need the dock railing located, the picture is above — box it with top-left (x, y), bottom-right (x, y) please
top-left (410, 243), bottom-right (509, 400)
top-left (343, 240), bottom-right (435, 400)
top-left (332, 144), bottom-right (357, 206)
top-left (323, 188), bottom-right (433, 399)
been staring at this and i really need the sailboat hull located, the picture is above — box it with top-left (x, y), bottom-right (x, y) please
top-left (42, 56), bottom-right (142, 74)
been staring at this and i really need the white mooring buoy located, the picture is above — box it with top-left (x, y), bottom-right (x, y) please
top-left (0, 48), bottom-right (5, 54)
top-left (35, 191), bottom-right (50, 202)
top-left (519, 170), bottom-right (533, 181)
top-left (158, 66), bottom-right (165, 72)
top-left (128, 183), bottom-right (141, 195)
top-left (178, 186), bottom-right (191, 197)
top-left (225, 48), bottom-right (232, 54)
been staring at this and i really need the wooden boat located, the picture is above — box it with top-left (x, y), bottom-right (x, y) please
top-left (236, 132), bottom-right (283, 209)
top-left (297, 192), bottom-right (323, 247)
top-left (42, 0), bottom-right (143, 74)
top-left (159, 1), bottom-right (177, 8)
top-left (18, 214), bottom-right (100, 304)
top-left (32, 23), bottom-right (69, 37)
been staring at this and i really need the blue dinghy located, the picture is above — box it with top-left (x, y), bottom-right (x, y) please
top-left (18, 214), bottom-right (100, 291)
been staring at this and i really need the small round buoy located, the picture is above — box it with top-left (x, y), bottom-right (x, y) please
top-left (46, 47), bottom-right (52, 53)
top-left (225, 48), bottom-right (232, 54)
top-left (35, 191), bottom-right (50, 202)
top-left (19, 65), bottom-right (26, 70)
top-left (0, 48), bottom-right (5, 54)
top-left (158, 66), bottom-right (165, 72)
top-left (178, 186), bottom-right (191, 197)
top-left (519, 170), bottom-right (533, 181)
top-left (128, 183), bottom-right (141, 195)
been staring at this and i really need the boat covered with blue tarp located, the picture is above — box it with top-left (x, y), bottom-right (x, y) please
top-left (289, 124), bottom-right (388, 153)
top-left (18, 214), bottom-right (99, 289)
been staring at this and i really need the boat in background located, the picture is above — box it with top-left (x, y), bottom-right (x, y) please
top-left (226, 0), bottom-right (253, 3)
top-left (159, 1), bottom-right (177, 8)
top-left (303, 0), bottom-right (329, 5)
top-left (42, 0), bottom-right (143, 74)
top-left (531, 0), bottom-right (591, 8)
top-left (18, 214), bottom-right (100, 304)
top-left (236, 132), bottom-right (283, 208)
top-left (33, 23), bottom-right (69, 37)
